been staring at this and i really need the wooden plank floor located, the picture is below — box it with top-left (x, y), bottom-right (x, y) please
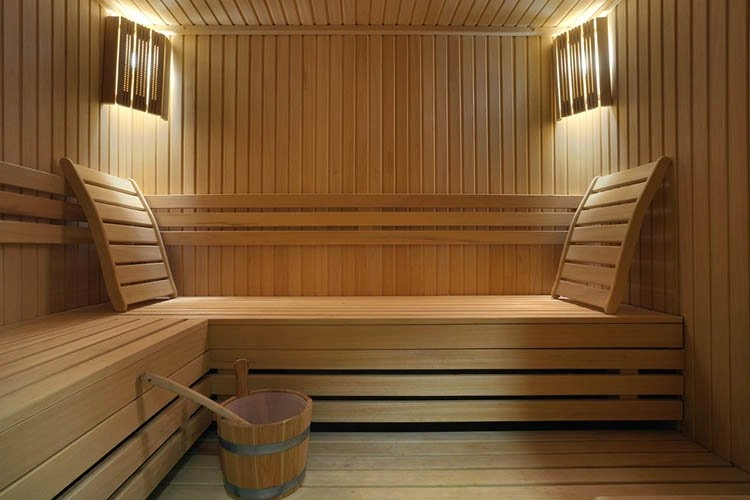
top-left (85, 295), bottom-right (682, 323)
top-left (151, 429), bottom-right (750, 500)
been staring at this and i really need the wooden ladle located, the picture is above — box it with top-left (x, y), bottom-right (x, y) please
top-left (141, 372), bottom-right (250, 425)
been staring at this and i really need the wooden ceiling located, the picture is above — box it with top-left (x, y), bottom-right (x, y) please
top-left (101, 0), bottom-right (620, 34)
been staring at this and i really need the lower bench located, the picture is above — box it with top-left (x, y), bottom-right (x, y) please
top-left (0, 314), bottom-right (210, 499)
top-left (117, 295), bottom-right (685, 424)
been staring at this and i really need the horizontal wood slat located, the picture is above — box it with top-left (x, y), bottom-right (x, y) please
top-left (161, 230), bottom-right (568, 246)
top-left (584, 183), bottom-right (645, 209)
top-left (208, 348), bottom-right (685, 370)
top-left (0, 191), bottom-right (84, 221)
top-left (120, 280), bottom-right (176, 304)
top-left (103, 223), bottom-right (159, 244)
top-left (86, 185), bottom-right (146, 211)
top-left (592, 163), bottom-right (655, 192)
top-left (0, 221), bottom-right (91, 244)
top-left (310, 400), bottom-right (683, 422)
top-left (212, 373), bottom-right (683, 397)
top-left (72, 164), bottom-right (137, 195)
top-left (146, 194), bottom-right (583, 210)
top-left (0, 160), bottom-right (68, 195)
top-left (554, 280), bottom-right (610, 309)
top-left (570, 224), bottom-right (629, 243)
top-left (115, 263), bottom-right (170, 284)
top-left (564, 245), bottom-right (621, 265)
top-left (576, 203), bottom-right (637, 225)
top-left (96, 203), bottom-right (152, 226)
top-left (560, 263), bottom-right (616, 287)
top-left (154, 211), bottom-right (576, 228)
top-left (110, 245), bottom-right (166, 264)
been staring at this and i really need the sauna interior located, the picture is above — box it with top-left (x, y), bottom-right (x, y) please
top-left (1, 0), bottom-right (750, 498)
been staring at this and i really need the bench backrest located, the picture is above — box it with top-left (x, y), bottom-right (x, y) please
top-left (60, 158), bottom-right (177, 312)
top-left (551, 156), bottom-right (671, 313)
top-left (0, 160), bottom-right (89, 244)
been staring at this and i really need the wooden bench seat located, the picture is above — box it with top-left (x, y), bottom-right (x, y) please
top-left (83, 295), bottom-right (684, 424)
top-left (0, 313), bottom-right (210, 499)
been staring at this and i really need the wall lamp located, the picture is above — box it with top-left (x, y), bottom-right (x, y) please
top-left (102, 16), bottom-right (170, 119)
top-left (553, 17), bottom-right (612, 120)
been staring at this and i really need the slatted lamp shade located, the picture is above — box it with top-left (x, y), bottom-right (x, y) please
top-left (553, 17), bottom-right (612, 120)
top-left (102, 16), bottom-right (170, 119)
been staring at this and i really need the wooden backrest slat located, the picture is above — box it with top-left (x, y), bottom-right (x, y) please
top-left (554, 280), bottom-right (610, 310)
top-left (146, 193), bottom-right (583, 210)
top-left (0, 160), bottom-right (68, 195)
top-left (560, 262), bottom-right (616, 287)
top-left (103, 223), bottom-right (159, 244)
top-left (583, 183), bottom-right (644, 209)
top-left (96, 203), bottom-right (154, 226)
top-left (154, 211), bottom-right (575, 228)
top-left (0, 221), bottom-right (91, 245)
top-left (0, 191), bottom-right (85, 221)
top-left (591, 162), bottom-right (655, 192)
top-left (564, 245), bottom-right (620, 266)
top-left (569, 224), bottom-right (629, 243)
top-left (114, 263), bottom-right (170, 285)
top-left (0, 161), bottom-right (91, 245)
top-left (120, 280), bottom-right (175, 305)
top-left (87, 185), bottom-right (146, 210)
top-left (575, 202), bottom-right (636, 225)
top-left (110, 245), bottom-right (165, 264)
top-left (61, 158), bottom-right (177, 312)
top-left (551, 157), bottom-right (671, 313)
top-left (73, 165), bottom-right (138, 195)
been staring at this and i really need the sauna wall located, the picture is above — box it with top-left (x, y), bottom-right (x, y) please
top-left (1, 0), bottom-right (102, 325)
top-left (560, 0), bottom-right (750, 471)
top-left (153, 33), bottom-right (565, 295)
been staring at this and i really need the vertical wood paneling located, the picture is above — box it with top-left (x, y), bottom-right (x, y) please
top-left (0, 0), bottom-right (117, 325)
top-left (154, 33), bottom-right (563, 297)
top-left (558, 0), bottom-right (750, 472)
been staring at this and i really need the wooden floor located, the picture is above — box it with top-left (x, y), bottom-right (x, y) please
top-left (152, 428), bottom-right (750, 500)
top-left (86, 295), bottom-right (681, 323)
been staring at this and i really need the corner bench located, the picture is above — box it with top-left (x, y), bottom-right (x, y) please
top-left (0, 157), bottom-right (683, 498)
top-left (0, 313), bottom-right (210, 499)
top-left (96, 295), bottom-right (683, 423)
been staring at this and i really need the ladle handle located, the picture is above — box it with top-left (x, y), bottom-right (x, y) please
top-left (234, 358), bottom-right (250, 398)
top-left (141, 372), bottom-right (248, 425)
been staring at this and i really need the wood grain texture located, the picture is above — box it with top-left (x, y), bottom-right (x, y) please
top-left (103, 0), bottom-right (618, 28)
top-left (134, 35), bottom-right (570, 296)
top-left (558, 0), bottom-right (750, 473)
top-left (0, 0), bottom-right (150, 325)
top-left (154, 429), bottom-right (750, 499)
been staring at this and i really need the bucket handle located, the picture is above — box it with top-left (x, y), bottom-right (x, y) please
top-left (141, 372), bottom-right (249, 425)
top-left (234, 358), bottom-right (250, 398)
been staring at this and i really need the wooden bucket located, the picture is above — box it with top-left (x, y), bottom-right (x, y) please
top-left (218, 389), bottom-right (313, 500)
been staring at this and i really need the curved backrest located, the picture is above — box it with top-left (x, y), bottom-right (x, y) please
top-left (551, 156), bottom-right (671, 313)
top-left (61, 158), bottom-right (177, 312)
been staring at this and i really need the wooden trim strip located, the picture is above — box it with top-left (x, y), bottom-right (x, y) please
top-left (151, 25), bottom-right (552, 37)
top-left (145, 194), bottom-right (583, 210)
top-left (154, 211), bottom-right (576, 228)
top-left (160, 230), bottom-right (568, 246)
top-left (0, 160), bottom-right (68, 195)
top-left (0, 191), bottom-right (85, 220)
top-left (212, 373), bottom-right (683, 397)
top-left (74, 164), bottom-right (137, 195)
top-left (310, 400), bottom-right (683, 422)
top-left (0, 221), bottom-right (91, 244)
top-left (208, 348), bottom-right (685, 370)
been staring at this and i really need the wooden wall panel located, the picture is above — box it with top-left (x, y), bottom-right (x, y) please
top-left (558, 0), bottom-right (750, 472)
top-left (0, 0), bottom-right (160, 325)
top-left (149, 33), bottom-right (562, 296)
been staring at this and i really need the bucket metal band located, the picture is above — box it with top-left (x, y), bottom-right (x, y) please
top-left (224, 470), bottom-right (306, 500)
top-left (219, 427), bottom-right (310, 456)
